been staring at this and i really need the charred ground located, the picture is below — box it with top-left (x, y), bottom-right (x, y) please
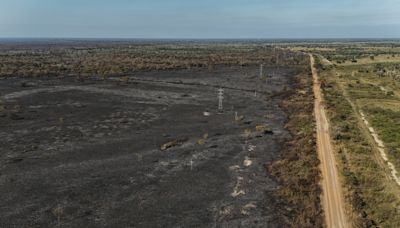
top-left (0, 42), bottom-right (320, 227)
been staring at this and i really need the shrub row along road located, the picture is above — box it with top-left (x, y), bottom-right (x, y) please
top-left (310, 54), bottom-right (349, 228)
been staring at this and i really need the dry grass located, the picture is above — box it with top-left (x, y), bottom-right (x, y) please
top-left (0, 44), bottom-right (307, 78)
top-left (338, 54), bottom-right (400, 66)
top-left (317, 55), bottom-right (400, 227)
top-left (268, 67), bottom-right (323, 227)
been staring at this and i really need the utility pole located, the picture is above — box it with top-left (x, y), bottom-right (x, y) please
top-left (259, 63), bottom-right (264, 78)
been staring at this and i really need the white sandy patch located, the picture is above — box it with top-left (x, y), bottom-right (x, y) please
top-left (243, 157), bottom-right (252, 167)
top-left (388, 162), bottom-right (400, 185)
top-left (368, 127), bottom-right (374, 133)
top-left (231, 176), bottom-right (245, 197)
top-left (378, 148), bottom-right (389, 162)
top-left (247, 144), bottom-right (256, 152)
top-left (240, 202), bottom-right (257, 215)
top-left (229, 165), bottom-right (241, 171)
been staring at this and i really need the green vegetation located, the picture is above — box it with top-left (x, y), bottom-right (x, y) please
top-left (316, 52), bottom-right (400, 227)
top-left (365, 107), bottom-right (400, 167)
top-left (285, 42), bottom-right (400, 64)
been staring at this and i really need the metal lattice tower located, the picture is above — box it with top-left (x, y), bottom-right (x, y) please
top-left (272, 46), bottom-right (278, 77)
top-left (272, 47), bottom-right (277, 79)
top-left (218, 88), bottom-right (224, 112)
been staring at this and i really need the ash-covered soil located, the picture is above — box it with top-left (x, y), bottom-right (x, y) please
top-left (0, 66), bottom-right (301, 228)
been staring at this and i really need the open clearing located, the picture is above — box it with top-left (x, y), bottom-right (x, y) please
top-left (0, 65), bottom-right (304, 227)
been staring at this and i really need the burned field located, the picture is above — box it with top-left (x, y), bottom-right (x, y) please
top-left (0, 43), bottom-right (319, 227)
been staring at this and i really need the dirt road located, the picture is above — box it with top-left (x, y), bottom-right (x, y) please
top-left (310, 55), bottom-right (349, 228)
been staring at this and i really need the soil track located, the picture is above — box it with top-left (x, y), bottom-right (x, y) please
top-left (311, 55), bottom-right (349, 228)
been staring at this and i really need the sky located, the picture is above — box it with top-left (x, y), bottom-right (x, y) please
top-left (1, 0), bottom-right (400, 39)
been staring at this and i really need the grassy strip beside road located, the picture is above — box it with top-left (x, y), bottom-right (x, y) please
top-left (269, 64), bottom-right (323, 227)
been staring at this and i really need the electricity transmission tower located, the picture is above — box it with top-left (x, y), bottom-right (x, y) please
top-left (218, 88), bottom-right (224, 112)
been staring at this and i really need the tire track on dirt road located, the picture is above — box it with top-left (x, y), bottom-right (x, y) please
top-left (310, 54), bottom-right (349, 228)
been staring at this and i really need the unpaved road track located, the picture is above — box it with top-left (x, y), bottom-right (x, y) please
top-left (310, 55), bottom-right (349, 228)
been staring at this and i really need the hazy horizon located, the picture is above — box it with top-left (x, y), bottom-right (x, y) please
top-left (1, 0), bottom-right (400, 39)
